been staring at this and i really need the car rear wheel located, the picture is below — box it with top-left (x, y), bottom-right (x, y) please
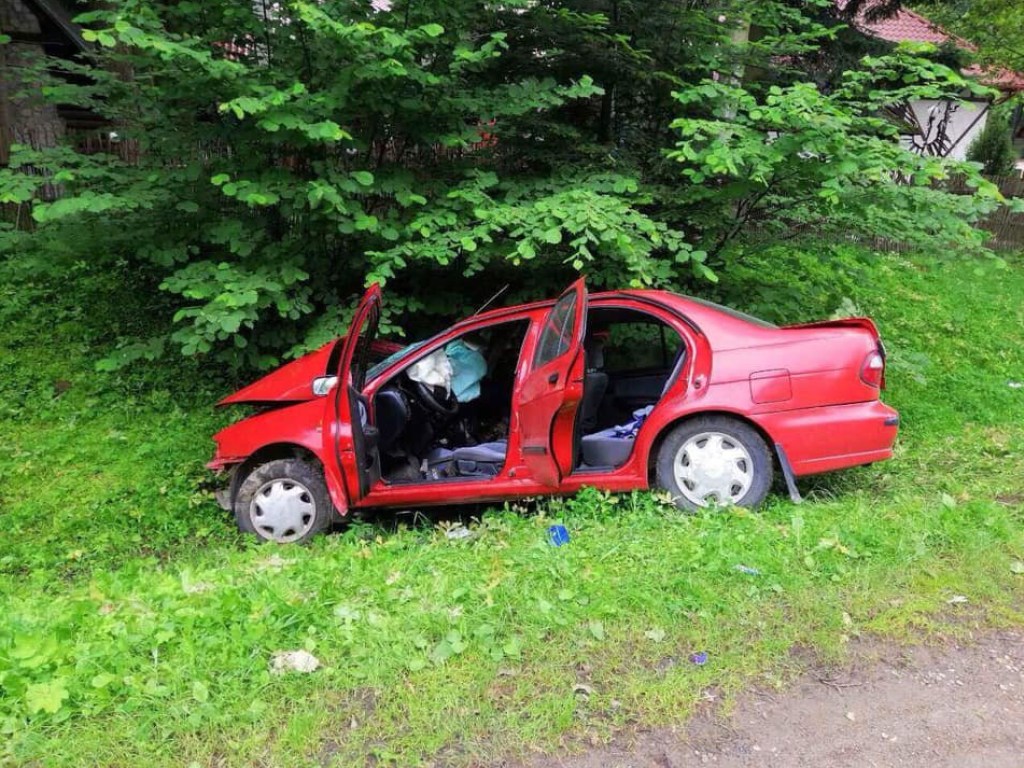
top-left (655, 416), bottom-right (773, 511)
top-left (234, 459), bottom-right (332, 543)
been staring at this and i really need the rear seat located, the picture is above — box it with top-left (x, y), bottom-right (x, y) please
top-left (580, 405), bottom-right (654, 468)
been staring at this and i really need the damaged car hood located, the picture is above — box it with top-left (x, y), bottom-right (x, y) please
top-left (218, 339), bottom-right (409, 406)
top-left (218, 343), bottom-right (336, 406)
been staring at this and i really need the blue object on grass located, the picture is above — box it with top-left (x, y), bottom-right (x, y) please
top-left (690, 651), bottom-right (708, 665)
top-left (547, 524), bottom-right (570, 547)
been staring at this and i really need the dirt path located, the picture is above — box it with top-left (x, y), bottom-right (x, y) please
top-left (526, 631), bottom-right (1024, 768)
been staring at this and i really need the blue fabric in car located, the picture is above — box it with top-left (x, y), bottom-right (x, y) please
top-left (445, 339), bottom-right (488, 403)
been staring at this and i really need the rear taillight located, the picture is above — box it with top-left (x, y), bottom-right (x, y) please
top-left (861, 350), bottom-right (885, 388)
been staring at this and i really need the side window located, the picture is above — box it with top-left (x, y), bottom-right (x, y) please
top-left (534, 291), bottom-right (578, 368)
top-left (602, 322), bottom-right (682, 373)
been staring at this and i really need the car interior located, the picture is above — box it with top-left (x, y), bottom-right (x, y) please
top-left (367, 308), bottom-right (685, 485)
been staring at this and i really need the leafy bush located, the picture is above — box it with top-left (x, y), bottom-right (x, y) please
top-left (0, 2), bottom-right (1017, 369)
top-left (966, 107), bottom-right (1019, 176)
top-left (669, 44), bottom-right (1009, 258)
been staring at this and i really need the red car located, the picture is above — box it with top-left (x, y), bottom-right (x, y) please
top-left (209, 280), bottom-right (898, 543)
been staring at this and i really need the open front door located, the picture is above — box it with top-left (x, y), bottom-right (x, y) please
top-left (332, 284), bottom-right (382, 504)
top-left (517, 277), bottom-right (588, 486)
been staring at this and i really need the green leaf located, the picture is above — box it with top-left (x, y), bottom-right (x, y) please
top-left (517, 241), bottom-right (536, 260)
top-left (192, 681), bottom-right (210, 703)
top-left (588, 621), bottom-right (605, 641)
top-left (91, 673), bottom-right (115, 689)
top-left (420, 23), bottom-right (445, 37)
top-left (25, 679), bottom-right (70, 715)
top-left (351, 171), bottom-right (374, 187)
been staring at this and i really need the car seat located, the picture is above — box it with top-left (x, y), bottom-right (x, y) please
top-left (578, 346), bottom-right (686, 469)
top-left (450, 441), bottom-right (507, 477)
top-left (421, 441), bottom-right (508, 479)
top-left (579, 335), bottom-right (609, 433)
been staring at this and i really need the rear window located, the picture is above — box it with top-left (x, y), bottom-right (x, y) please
top-left (686, 297), bottom-right (777, 328)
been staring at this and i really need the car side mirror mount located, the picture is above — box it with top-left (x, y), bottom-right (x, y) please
top-left (311, 375), bottom-right (338, 397)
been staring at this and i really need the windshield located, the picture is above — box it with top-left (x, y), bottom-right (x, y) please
top-left (366, 340), bottom-right (426, 380)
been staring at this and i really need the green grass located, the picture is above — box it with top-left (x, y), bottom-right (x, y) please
top-left (1, 248), bottom-right (1023, 766)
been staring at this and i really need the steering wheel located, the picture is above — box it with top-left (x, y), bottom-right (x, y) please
top-left (412, 380), bottom-right (459, 416)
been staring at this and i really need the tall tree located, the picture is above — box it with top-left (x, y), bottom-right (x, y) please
top-left (0, 0), bottom-right (1012, 368)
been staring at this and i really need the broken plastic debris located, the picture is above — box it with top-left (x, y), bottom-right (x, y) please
top-left (734, 564), bottom-right (760, 575)
top-left (270, 650), bottom-right (320, 674)
top-left (946, 595), bottom-right (969, 605)
top-left (548, 524), bottom-right (570, 547)
top-left (690, 651), bottom-right (708, 665)
top-left (445, 525), bottom-right (472, 540)
top-left (1008, 381), bottom-right (1023, 389)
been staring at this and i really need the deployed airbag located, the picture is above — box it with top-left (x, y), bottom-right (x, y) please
top-left (407, 348), bottom-right (452, 392)
top-left (446, 339), bottom-right (487, 403)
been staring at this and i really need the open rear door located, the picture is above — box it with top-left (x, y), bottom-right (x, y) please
top-left (332, 284), bottom-right (382, 503)
top-left (517, 277), bottom-right (588, 486)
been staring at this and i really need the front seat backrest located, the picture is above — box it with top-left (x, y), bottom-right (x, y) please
top-left (375, 389), bottom-right (410, 452)
top-left (579, 337), bottom-right (609, 434)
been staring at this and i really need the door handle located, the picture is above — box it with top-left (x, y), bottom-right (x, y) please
top-left (548, 372), bottom-right (559, 385)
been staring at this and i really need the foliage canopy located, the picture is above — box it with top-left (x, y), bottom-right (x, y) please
top-left (0, 0), bottom-right (1012, 367)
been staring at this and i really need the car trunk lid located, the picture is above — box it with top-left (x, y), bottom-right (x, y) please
top-left (782, 317), bottom-right (887, 390)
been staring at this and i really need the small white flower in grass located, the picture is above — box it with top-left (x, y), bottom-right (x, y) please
top-left (271, 650), bottom-right (321, 674)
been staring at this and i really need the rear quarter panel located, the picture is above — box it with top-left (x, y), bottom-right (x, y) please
top-left (710, 327), bottom-right (882, 414)
top-left (625, 319), bottom-right (891, 483)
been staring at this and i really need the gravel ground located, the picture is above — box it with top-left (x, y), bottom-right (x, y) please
top-left (523, 630), bottom-right (1024, 768)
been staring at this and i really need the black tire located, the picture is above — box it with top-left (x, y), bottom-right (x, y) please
top-left (234, 458), bottom-right (333, 543)
top-left (654, 416), bottom-right (773, 511)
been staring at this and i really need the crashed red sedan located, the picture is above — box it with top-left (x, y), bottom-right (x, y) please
top-left (209, 279), bottom-right (899, 543)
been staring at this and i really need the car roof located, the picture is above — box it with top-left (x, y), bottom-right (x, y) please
top-left (464, 289), bottom-right (778, 349)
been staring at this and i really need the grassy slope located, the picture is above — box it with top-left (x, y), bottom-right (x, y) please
top-left (1, 249), bottom-right (1022, 766)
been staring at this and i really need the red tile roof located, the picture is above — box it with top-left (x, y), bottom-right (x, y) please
top-left (839, 1), bottom-right (1024, 92)
top-left (853, 6), bottom-right (964, 46)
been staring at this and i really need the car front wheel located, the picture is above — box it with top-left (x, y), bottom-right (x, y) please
top-left (234, 458), bottom-right (333, 543)
top-left (655, 416), bottom-right (773, 511)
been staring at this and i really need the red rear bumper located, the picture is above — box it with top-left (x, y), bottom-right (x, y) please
top-left (760, 400), bottom-right (899, 477)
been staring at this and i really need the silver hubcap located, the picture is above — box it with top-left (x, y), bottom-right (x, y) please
top-left (673, 431), bottom-right (753, 507)
top-left (249, 479), bottom-right (317, 543)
